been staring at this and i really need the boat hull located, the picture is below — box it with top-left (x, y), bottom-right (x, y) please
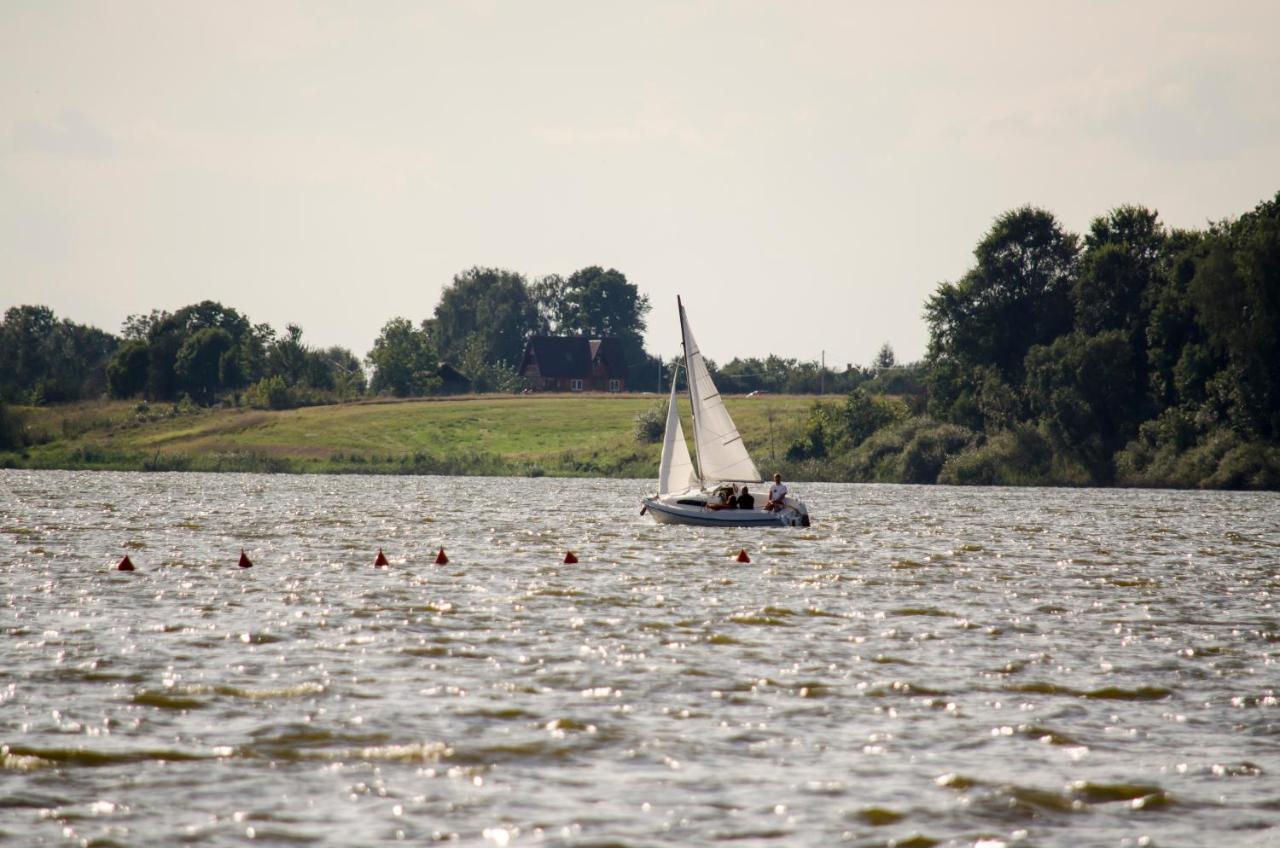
top-left (642, 496), bottom-right (809, 528)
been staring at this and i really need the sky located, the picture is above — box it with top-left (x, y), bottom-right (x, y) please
top-left (3, 1), bottom-right (1278, 370)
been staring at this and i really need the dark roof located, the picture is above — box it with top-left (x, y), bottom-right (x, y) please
top-left (591, 338), bottom-right (628, 373)
top-left (522, 337), bottom-right (592, 378)
top-left (436, 362), bottom-right (470, 385)
top-left (520, 336), bottom-right (628, 379)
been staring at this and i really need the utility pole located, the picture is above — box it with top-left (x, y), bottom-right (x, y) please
top-left (820, 350), bottom-right (825, 395)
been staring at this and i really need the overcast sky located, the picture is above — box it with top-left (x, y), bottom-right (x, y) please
top-left (3, 1), bottom-right (1278, 369)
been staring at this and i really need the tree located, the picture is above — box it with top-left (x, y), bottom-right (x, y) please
top-left (175, 327), bottom-right (235, 404)
top-left (140, 301), bottom-right (257, 402)
top-left (121, 310), bottom-right (169, 341)
top-left (0, 305), bottom-right (117, 403)
top-left (267, 324), bottom-right (309, 386)
top-left (1075, 242), bottom-right (1155, 337)
top-left (1024, 331), bottom-right (1144, 481)
top-left (1188, 193), bottom-right (1280, 439)
top-left (366, 317), bottom-right (440, 397)
top-left (555, 266), bottom-right (650, 345)
top-left (0, 305), bottom-right (59, 401)
top-left (926, 207), bottom-right (1077, 379)
top-left (107, 339), bottom-right (150, 398)
top-left (321, 346), bottom-right (367, 399)
top-left (873, 342), bottom-right (896, 372)
top-left (455, 333), bottom-right (519, 393)
top-left (840, 387), bottom-right (904, 448)
top-left (1071, 206), bottom-right (1168, 412)
top-left (531, 274), bottom-right (568, 332)
top-left (144, 324), bottom-right (185, 401)
top-left (237, 322), bottom-right (274, 388)
top-left (430, 267), bottom-right (543, 367)
top-left (0, 400), bottom-right (25, 450)
top-left (1145, 229), bottom-right (1211, 408)
top-left (62, 320), bottom-right (118, 399)
top-left (925, 207), bottom-right (1078, 420)
top-left (714, 358), bottom-right (768, 394)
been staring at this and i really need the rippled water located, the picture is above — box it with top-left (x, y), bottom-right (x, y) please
top-left (2, 470), bottom-right (1278, 846)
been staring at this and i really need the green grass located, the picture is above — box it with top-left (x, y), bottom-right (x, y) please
top-left (1, 394), bottom-right (817, 478)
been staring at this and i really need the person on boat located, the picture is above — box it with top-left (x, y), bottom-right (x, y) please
top-left (765, 474), bottom-right (788, 511)
top-left (707, 486), bottom-right (738, 510)
top-left (735, 487), bottom-right (755, 510)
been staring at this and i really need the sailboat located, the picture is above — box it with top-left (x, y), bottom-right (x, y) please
top-left (641, 297), bottom-right (812, 528)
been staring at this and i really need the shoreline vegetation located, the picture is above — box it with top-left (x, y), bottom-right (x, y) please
top-left (3, 192), bottom-right (1279, 490)
top-left (0, 392), bottom-right (1274, 489)
top-left (0, 394), bottom-right (812, 480)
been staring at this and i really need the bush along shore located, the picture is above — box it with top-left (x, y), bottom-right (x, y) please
top-left (1, 387), bottom-right (1276, 489)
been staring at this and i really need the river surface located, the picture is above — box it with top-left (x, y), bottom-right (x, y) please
top-left (1, 471), bottom-right (1278, 847)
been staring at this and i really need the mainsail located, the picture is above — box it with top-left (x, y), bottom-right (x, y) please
top-left (679, 299), bottom-right (763, 484)
top-left (657, 366), bottom-right (697, 495)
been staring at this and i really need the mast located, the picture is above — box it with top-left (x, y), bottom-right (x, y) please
top-left (677, 296), bottom-right (704, 486)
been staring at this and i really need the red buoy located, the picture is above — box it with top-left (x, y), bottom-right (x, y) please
top-left (736, 549), bottom-right (750, 563)
top-left (116, 555), bottom-right (135, 571)
top-left (238, 549), bottom-right (253, 569)
top-left (374, 548), bottom-right (389, 567)
top-left (435, 548), bottom-right (449, 565)
top-left (563, 551), bottom-right (578, 564)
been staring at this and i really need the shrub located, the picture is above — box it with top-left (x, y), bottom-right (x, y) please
top-left (173, 394), bottom-right (200, 416)
top-left (0, 401), bottom-right (26, 451)
top-left (841, 388), bottom-right (906, 447)
top-left (633, 400), bottom-right (668, 443)
top-left (245, 376), bottom-right (292, 410)
top-left (1203, 442), bottom-right (1280, 490)
top-left (786, 418), bottom-right (828, 461)
top-left (107, 339), bottom-right (150, 398)
top-left (788, 392), bottom-right (907, 461)
top-left (845, 417), bottom-right (976, 483)
top-left (899, 422), bottom-right (978, 483)
top-left (940, 425), bottom-right (1053, 485)
top-left (847, 420), bottom-right (912, 481)
top-left (1110, 408), bottom-right (1265, 489)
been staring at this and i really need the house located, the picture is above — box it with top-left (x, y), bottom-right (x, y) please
top-left (517, 336), bottom-right (628, 392)
top-left (435, 362), bottom-right (472, 395)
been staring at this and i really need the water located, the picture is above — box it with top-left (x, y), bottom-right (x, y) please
top-left (2, 470), bottom-right (1278, 847)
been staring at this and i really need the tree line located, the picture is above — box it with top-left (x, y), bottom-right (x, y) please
top-left (0, 265), bottom-right (658, 423)
top-left (0, 261), bottom-right (903, 423)
top-left (369, 265), bottom-right (656, 396)
top-left (707, 343), bottom-right (916, 396)
top-left (5, 190), bottom-right (1277, 489)
top-left (781, 191), bottom-right (1280, 489)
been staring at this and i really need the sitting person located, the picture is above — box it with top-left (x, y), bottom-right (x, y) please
top-left (707, 485), bottom-right (739, 510)
top-left (735, 486), bottom-right (755, 510)
top-left (764, 473), bottom-right (788, 511)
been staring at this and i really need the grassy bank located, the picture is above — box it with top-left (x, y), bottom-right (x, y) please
top-left (0, 394), bottom-right (817, 478)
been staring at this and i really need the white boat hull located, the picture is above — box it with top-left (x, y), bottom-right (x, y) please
top-left (642, 495), bottom-right (810, 528)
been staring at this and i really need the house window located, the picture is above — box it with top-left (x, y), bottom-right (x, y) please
top-left (570, 379), bottom-right (584, 391)
top-left (608, 379), bottom-right (621, 392)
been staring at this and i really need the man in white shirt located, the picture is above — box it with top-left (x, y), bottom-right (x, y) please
top-left (765, 473), bottom-right (788, 511)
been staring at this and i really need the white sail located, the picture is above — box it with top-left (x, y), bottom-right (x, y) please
top-left (680, 300), bottom-right (762, 484)
top-left (657, 369), bottom-right (697, 495)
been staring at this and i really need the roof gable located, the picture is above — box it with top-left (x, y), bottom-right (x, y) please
top-left (522, 336), bottom-right (592, 378)
top-left (520, 336), bottom-right (630, 379)
top-left (591, 338), bottom-right (628, 374)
